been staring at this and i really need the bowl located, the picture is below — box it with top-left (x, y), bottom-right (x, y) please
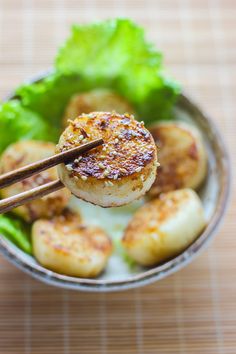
top-left (0, 73), bottom-right (231, 292)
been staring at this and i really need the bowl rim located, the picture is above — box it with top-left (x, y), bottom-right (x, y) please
top-left (0, 72), bottom-right (231, 292)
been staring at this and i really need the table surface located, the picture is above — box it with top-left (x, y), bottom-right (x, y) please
top-left (0, 0), bottom-right (235, 353)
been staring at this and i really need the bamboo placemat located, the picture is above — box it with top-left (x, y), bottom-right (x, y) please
top-left (0, 0), bottom-right (235, 353)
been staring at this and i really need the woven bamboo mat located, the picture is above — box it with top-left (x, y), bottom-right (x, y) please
top-left (0, 0), bottom-right (235, 353)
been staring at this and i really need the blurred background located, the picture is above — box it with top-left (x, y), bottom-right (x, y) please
top-left (0, 0), bottom-right (235, 353)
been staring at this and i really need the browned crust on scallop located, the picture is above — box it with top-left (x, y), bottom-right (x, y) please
top-left (58, 112), bottom-right (157, 181)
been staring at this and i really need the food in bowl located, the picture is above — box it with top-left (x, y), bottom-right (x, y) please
top-left (0, 19), bottom-right (214, 284)
top-left (57, 111), bottom-right (158, 207)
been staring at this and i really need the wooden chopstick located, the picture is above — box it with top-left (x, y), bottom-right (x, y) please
top-left (0, 180), bottom-right (64, 214)
top-left (0, 138), bottom-right (104, 215)
top-left (0, 138), bottom-right (103, 189)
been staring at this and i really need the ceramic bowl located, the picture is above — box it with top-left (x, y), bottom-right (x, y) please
top-left (0, 73), bottom-right (231, 292)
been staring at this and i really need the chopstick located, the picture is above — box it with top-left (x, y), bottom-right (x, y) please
top-left (0, 138), bottom-right (103, 189)
top-left (0, 180), bottom-right (64, 214)
top-left (0, 138), bottom-right (103, 215)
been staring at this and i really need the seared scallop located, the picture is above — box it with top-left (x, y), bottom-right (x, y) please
top-left (63, 89), bottom-right (134, 127)
top-left (122, 189), bottom-right (206, 266)
top-left (148, 121), bottom-right (207, 197)
top-left (0, 140), bottom-right (71, 222)
top-left (32, 209), bottom-right (112, 277)
top-left (57, 112), bottom-right (158, 207)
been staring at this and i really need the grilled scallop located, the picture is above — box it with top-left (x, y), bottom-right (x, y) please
top-left (148, 121), bottom-right (207, 197)
top-left (32, 209), bottom-right (112, 277)
top-left (0, 140), bottom-right (71, 222)
top-left (63, 89), bottom-right (134, 127)
top-left (122, 189), bottom-right (206, 266)
top-left (57, 112), bottom-right (158, 207)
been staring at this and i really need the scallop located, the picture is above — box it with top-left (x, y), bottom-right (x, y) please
top-left (63, 89), bottom-right (134, 127)
top-left (57, 112), bottom-right (158, 207)
top-left (0, 140), bottom-right (71, 222)
top-left (148, 121), bottom-right (207, 197)
top-left (122, 189), bottom-right (206, 266)
top-left (32, 209), bottom-right (112, 278)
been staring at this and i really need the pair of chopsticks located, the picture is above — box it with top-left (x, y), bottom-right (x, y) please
top-left (0, 138), bottom-right (103, 215)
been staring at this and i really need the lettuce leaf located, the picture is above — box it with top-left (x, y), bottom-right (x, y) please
top-left (16, 71), bottom-right (123, 128)
top-left (17, 73), bottom-right (85, 127)
top-left (0, 100), bottom-right (55, 153)
top-left (0, 215), bottom-right (32, 254)
top-left (17, 72), bottom-right (112, 126)
top-left (55, 18), bottom-right (180, 123)
top-left (56, 19), bottom-right (162, 77)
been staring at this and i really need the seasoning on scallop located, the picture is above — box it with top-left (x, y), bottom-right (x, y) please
top-left (148, 121), bottom-right (207, 197)
top-left (122, 188), bottom-right (206, 266)
top-left (57, 111), bottom-right (158, 207)
top-left (32, 209), bottom-right (112, 278)
top-left (63, 89), bottom-right (134, 127)
top-left (0, 141), bottom-right (71, 222)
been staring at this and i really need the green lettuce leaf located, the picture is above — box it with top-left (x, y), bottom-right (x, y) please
top-left (55, 18), bottom-right (180, 123)
top-left (0, 215), bottom-right (32, 254)
top-left (0, 100), bottom-right (55, 153)
top-left (17, 73), bottom-right (83, 127)
top-left (16, 72), bottom-right (110, 126)
top-left (56, 19), bottom-right (162, 77)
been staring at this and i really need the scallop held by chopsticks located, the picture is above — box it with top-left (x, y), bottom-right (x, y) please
top-left (57, 112), bottom-right (158, 207)
top-left (63, 89), bottom-right (134, 127)
top-left (32, 209), bottom-right (112, 277)
top-left (0, 141), bottom-right (71, 222)
top-left (148, 121), bottom-right (207, 197)
top-left (122, 189), bottom-right (206, 266)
